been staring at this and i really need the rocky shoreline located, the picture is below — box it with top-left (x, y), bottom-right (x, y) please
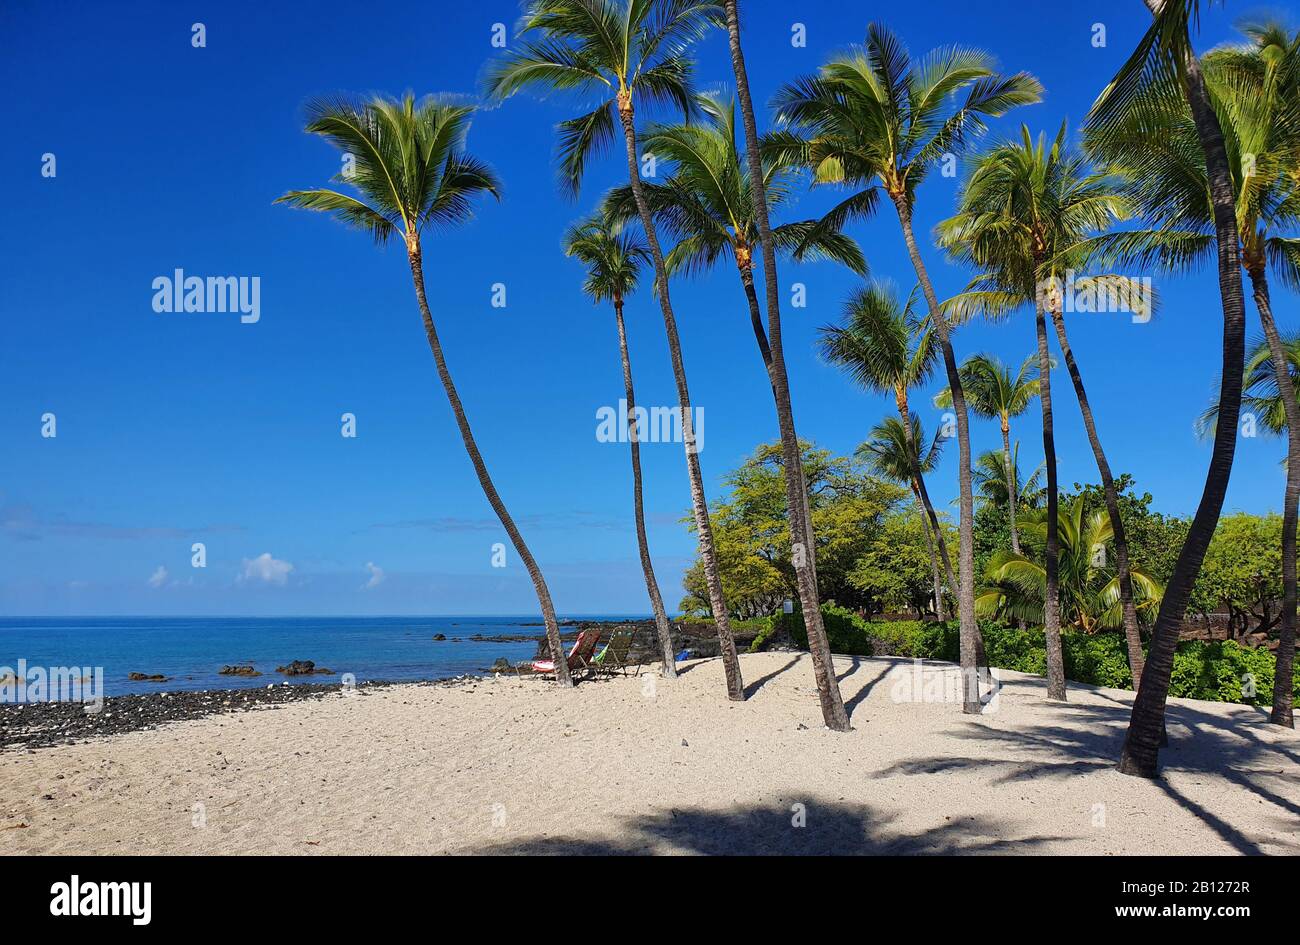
top-left (0, 677), bottom-right (480, 753)
top-left (0, 620), bottom-right (765, 752)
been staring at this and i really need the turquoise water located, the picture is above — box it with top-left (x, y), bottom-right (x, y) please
top-left (0, 616), bottom-right (626, 697)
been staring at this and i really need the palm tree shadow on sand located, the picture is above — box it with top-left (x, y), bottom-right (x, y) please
top-left (871, 693), bottom-right (1299, 855)
top-left (466, 800), bottom-right (1065, 855)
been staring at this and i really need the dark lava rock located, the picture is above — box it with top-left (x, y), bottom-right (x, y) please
top-left (127, 672), bottom-right (168, 682)
top-left (0, 678), bottom-right (480, 752)
top-left (218, 665), bottom-right (260, 677)
top-left (432, 633), bottom-right (446, 641)
top-left (275, 660), bottom-right (334, 676)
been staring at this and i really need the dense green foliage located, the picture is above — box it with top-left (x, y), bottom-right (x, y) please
top-left (679, 441), bottom-right (907, 616)
top-left (756, 606), bottom-right (1298, 708)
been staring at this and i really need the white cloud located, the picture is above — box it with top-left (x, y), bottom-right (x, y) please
top-left (362, 561), bottom-right (385, 590)
top-left (239, 553), bottom-right (294, 586)
top-left (147, 565), bottom-right (168, 588)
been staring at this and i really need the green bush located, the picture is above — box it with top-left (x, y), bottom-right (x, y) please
top-left (764, 607), bottom-right (1297, 708)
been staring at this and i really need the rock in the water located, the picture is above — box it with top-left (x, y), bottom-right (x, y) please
top-left (218, 665), bottom-right (260, 677)
top-left (276, 660), bottom-right (334, 676)
top-left (127, 672), bottom-right (168, 682)
top-left (432, 633), bottom-right (446, 641)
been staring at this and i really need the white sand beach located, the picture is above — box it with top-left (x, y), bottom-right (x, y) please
top-left (2, 653), bottom-right (1296, 855)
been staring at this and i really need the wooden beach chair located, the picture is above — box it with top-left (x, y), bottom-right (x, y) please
top-left (531, 628), bottom-right (603, 679)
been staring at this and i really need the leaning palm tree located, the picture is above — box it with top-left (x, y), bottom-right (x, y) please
top-left (1089, 1), bottom-right (1253, 777)
top-left (775, 23), bottom-right (1042, 713)
top-left (601, 87), bottom-right (863, 727)
top-left (1089, 22), bottom-right (1300, 731)
top-left (857, 414), bottom-right (950, 620)
top-left (817, 281), bottom-right (958, 617)
top-left (563, 217), bottom-right (677, 679)
top-left (935, 354), bottom-right (1041, 555)
top-left (486, 0), bottom-right (747, 702)
top-left (276, 93), bottom-right (572, 687)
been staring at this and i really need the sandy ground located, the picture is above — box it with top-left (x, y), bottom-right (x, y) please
top-left (1, 652), bottom-right (1296, 855)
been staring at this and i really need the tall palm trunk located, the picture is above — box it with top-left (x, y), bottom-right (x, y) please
top-left (1119, 8), bottom-right (1247, 777)
top-left (895, 392), bottom-right (960, 600)
top-left (1000, 421), bottom-right (1022, 556)
top-left (1048, 305), bottom-right (1145, 688)
top-left (895, 200), bottom-right (982, 713)
top-left (913, 481), bottom-right (947, 619)
top-left (1036, 295), bottom-right (1066, 700)
top-left (616, 91), bottom-right (744, 701)
top-left (738, 265), bottom-right (774, 367)
top-left (724, 0), bottom-right (848, 728)
top-left (407, 242), bottom-right (571, 687)
top-left (615, 298), bottom-right (678, 680)
top-left (1246, 262), bottom-right (1297, 728)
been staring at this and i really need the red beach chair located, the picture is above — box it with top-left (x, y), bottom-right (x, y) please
top-left (531, 628), bottom-right (603, 679)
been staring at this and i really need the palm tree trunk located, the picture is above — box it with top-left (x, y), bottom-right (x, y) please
top-left (615, 299), bottom-right (678, 680)
top-left (1000, 422), bottom-right (1022, 556)
top-left (914, 482), bottom-right (946, 619)
top-left (1247, 264), bottom-right (1296, 728)
top-left (1119, 11), bottom-right (1247, 777)
top-left (895, 398), bottom-right (960, 600)
top-left (407, 243), bottom-right (571, 688)
top-left (739, 267), bottom-right (774, 367)
top-left (616, 92), bottom-right (744, 701)
top-left (725, 0), bottom-right (848, 730)
top-left (894, 201), bottom-right (982, 713)
top-left (1048, 305), bottom-right (1145, 689)
top-left (1036, 295), bottom-right (1066, 700)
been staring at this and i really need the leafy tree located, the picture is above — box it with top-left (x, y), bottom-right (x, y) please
top-left (1193, 513), bottom-right (1287, 640)
top-left (851, 507), bottom-right (955, 617)
top-left (681, 441), bottom-right (905, 616)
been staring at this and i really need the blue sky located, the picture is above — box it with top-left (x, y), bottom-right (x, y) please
top-left (1, 0), bottom-right (1290, 616)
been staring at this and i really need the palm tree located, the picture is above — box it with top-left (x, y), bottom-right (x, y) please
top-left (602, 91), bottom-right (867, 367)
top-left (602, 86), bottom-right (863, 727)
top-left (935, 354), bottom-right (1041, 554)
top-left (972, 446), bottom-right (1043, 513)
top-left (718, 0), bottom-right (850, 727)
top-left (1088, 2), bottom-right (1252, 777)
top-left (977, 499), bottom-right (1164, 639)
top-left (1089, 22), bottom-right (1300, 731)
top-left (1200, 333), bottom-right (1300, 442)
top-left (775, 24), bottom-right (1042, 713)
top-left (857, 413), bottom-right (951, 619)
top-left (486, 0), bottom-right (746, 701)
top-left (563, 217), bottom-right (678, 679)
top-left (276, 94), bottom-right (572, 687)
top-left (936, 129), bottom-right (1070, 701)
top-left (817, 281), bottom-right (958, 617)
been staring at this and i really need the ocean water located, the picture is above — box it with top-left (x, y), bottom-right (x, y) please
top-left (0, 616), bottom-right (630, 698)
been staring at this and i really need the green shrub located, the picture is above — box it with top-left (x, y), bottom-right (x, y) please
top-left (768, 608), bottom-right (1296, 708)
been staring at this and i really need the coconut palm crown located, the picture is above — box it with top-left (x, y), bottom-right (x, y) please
top-left (484, 0), bottom-right (723, 196)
